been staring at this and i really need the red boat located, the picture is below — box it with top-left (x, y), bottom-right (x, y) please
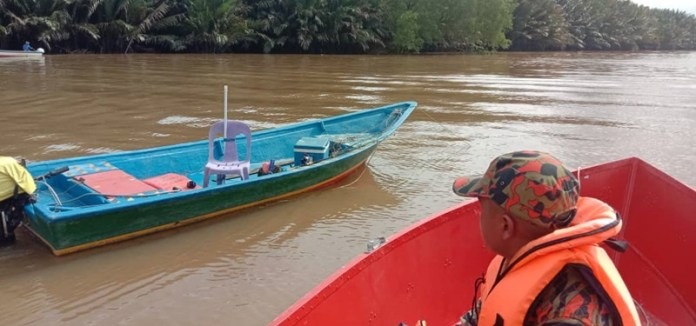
top-left (271, 157), bottom-right (695, 325)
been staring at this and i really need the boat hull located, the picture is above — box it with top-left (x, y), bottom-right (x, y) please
top-left (0, 50), bottom-right (44, 57)
top-left (23, 101), bottom-right (417, 255)
top-left (272, 157), bottom-right (696, 325)
top-left (26, 146), bottom-right (375, 255)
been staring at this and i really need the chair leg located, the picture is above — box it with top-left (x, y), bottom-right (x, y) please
top-left (203, 169), bottom-right (210, 188)
top-left (216, 174), bottom-right (225, 185)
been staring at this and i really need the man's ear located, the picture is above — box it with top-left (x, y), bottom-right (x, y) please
top-left (501, 214), bottom-right (515, 240)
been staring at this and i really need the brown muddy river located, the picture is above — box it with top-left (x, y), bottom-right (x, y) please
top-left (0, 52), bottom-right (695, 325)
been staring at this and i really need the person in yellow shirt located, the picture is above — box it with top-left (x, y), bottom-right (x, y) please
top-left (0, 156), bottom-right (36, 201)
top-left (0, 156), bottom-right (36, 244)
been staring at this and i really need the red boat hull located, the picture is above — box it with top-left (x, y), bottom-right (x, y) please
top-left (272, 157), bottom-right (696, 325)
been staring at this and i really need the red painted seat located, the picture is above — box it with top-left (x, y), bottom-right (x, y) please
top-left (79, 170), bottom-right (158, 196)
top-left (143, 173), bottom-right (197, 191)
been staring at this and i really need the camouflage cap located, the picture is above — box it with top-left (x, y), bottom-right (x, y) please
top-left (452, 150), bottom-right (580, 229)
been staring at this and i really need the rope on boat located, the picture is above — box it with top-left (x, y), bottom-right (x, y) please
top-left (35, 179), bottom-right (183, 212)
top-left (337, 152), bottom-right (375, 189)
top-left (37, 180), bottom-right (63, 207)
top-left (384, 108), bottom-right (403, 130)
top-left (634, 300), bottom-right (652, 326)
top-left (45, 190), bottom-right (184, 211)
top-left (412, 108), bottom-right (473, 173)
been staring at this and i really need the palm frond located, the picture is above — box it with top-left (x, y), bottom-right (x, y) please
top-left (71, 22), bottom-right (100, 40)
top-left (133, 0), bottom-right (168, 35)
top-left (149, 12), bottom-right (183, 30)
top-left (96, 19), bottom-right (132, 34)
top-left (85, 0), bottom-right (106, 20)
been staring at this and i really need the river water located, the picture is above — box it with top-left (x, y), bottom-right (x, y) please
top-left (0, 52), bottom-right (694, 325)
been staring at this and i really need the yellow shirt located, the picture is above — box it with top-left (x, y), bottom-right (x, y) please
top-left (0, 156), bottom-right (36, 201)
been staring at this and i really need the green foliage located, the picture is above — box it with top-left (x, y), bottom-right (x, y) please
top-left (380, 0), bottom-right (514, 52)
top-left (509, 0), bottom-right (569, 50)
top-left (237, 0), bottom-right (384, 53)
top-left (390, 10), bottom-right (421, 53)
top-left (473, 0), bottom-right (515, 50)
top-left (513, 0), bottom-right (696, 51)
top-left (654, 8), bottom-right (696, 50)
top-left (179, 0), bottom-right (244, 52)
top-left (1, 0), bottom-right (695, 53)
top-left (0, 0), bottom-right (70, 50)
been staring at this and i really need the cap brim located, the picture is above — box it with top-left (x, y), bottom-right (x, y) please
top-left (452, 175), bottom-right (484, 197)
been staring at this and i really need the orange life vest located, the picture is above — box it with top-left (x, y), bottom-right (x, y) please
top-left (476, 196), bottom-right (641, 325)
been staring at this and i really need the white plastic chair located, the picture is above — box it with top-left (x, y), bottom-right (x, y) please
top-left (203, 121), bottom-right (251, 187)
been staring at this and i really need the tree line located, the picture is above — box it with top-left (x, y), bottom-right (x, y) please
top-left (1, 0), bottom-right (694, 54)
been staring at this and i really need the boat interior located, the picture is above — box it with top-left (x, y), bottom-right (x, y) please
top-left (28, 105), bottom-right (410, 214)
top-left (271, 157), bottom-right (696, 325)
top-left (32, 133), bottom-right (359, 212)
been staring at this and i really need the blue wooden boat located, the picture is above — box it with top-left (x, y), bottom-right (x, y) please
top-left (13, 101), bottom-right (417, 256)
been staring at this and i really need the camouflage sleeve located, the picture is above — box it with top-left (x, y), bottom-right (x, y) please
top-left (526, 266), bottom-right (616, 325)
top-left (455, 299), bottom-right (480, 326)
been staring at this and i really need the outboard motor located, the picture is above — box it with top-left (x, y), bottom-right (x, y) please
top-left (0, 157), bottom-right (37, 245)
top-left (0, 190), bottom-right (34, 245)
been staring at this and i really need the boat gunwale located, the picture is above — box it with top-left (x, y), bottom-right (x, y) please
top-left (25, 101), bottom-right (417, 220)
top-left (26, 101), bottom-right (416, 170)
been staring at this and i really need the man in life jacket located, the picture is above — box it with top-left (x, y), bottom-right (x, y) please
top-left (451, 150), bottom-right (640, 326)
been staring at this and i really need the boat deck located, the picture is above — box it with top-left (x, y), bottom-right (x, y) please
top-left (34, 158), bottom-right (298, 212)
top-left (31, 131), bottom-right (381, 215)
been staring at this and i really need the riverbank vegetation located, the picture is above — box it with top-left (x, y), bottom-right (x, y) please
top-left (1, 0), bottom-right (695, 53)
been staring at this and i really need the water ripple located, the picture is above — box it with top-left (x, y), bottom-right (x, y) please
top-left (1, 52), bottom-right (694, 325)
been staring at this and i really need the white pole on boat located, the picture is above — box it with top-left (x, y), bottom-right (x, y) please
top-left (223, 85), bottom-right (228, 139)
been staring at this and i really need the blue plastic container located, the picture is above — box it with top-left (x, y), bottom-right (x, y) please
top-left (294, 137), bottom-right (330, 166)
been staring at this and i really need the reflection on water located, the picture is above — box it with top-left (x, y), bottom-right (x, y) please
top-left (0, 166), bottom-right (397, 325)
top-left (0, 52), bottom-right (695, 325)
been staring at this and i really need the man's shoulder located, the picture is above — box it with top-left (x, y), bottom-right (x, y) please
top-left (525, 265), bottom-right (617, 325)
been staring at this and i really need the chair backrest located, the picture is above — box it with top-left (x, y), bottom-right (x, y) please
top-left (207, 120), bottom-right (252, 163)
